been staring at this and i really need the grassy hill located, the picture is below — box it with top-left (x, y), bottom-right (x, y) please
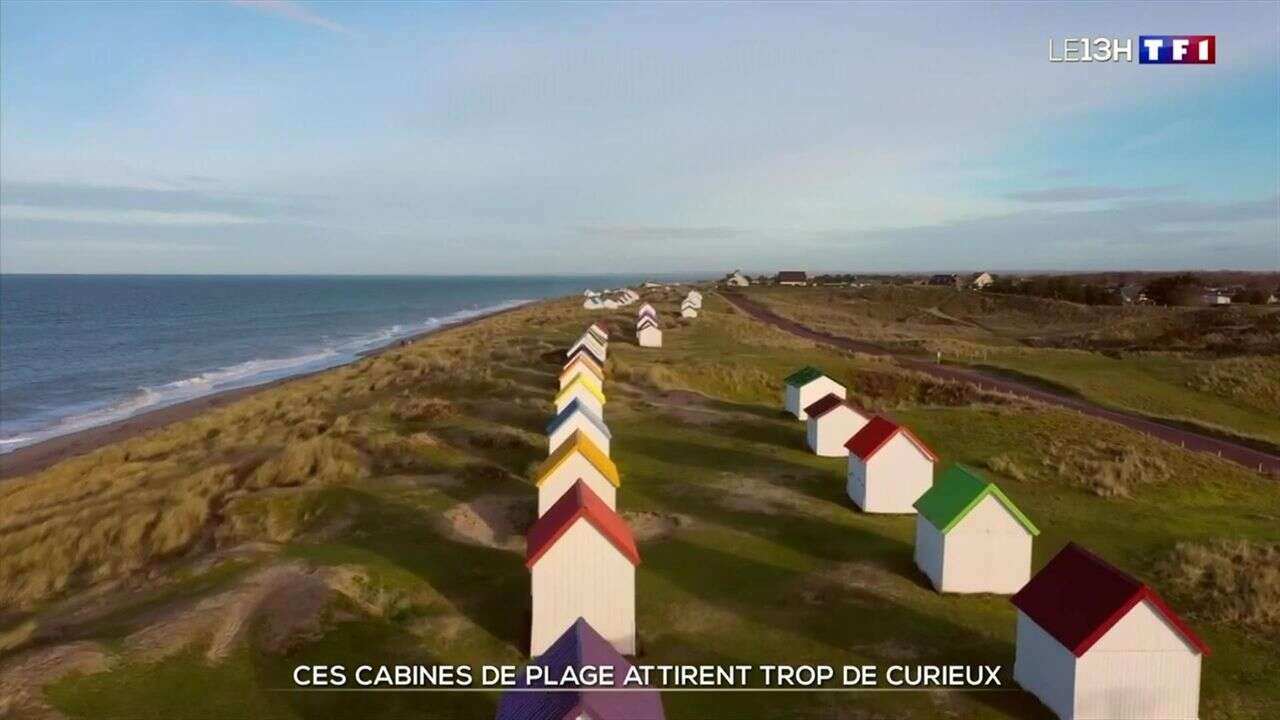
top-left (1, 291), bottom-right (1277, 719)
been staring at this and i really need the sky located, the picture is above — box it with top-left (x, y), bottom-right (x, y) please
top-left (1, 1), bottom-right (1277, 274)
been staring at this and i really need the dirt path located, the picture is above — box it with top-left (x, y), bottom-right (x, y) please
top-left (722, 292), bottom-right (1280, 476)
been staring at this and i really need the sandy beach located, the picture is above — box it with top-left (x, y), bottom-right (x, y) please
top-left (0, 301), bottom-right (530, 481)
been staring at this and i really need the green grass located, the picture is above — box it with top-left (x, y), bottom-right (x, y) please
top-left (9, 291), bottom-right (1279, 719)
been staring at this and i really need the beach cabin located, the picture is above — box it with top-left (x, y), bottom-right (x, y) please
top-left (680, 306), bottom-right (698, 319)
top-left (528, 481), bottom-right (639, 656)
top-left (554, 374), bottom-right (606, 417)
top-left (583, 296), bottom-right (604, 310)
top-left (845, 416), bottom-right (936, 513)
top-left (803, 394), bottom-right (871, 456)
top-left (587, 322), bottom-right (609, 345)
top-left (565, 343), bottom-right (605, 371)
top-left (685, 291), bottom-right (702, 309)
top-left (496, 619), bottom-right (665, 720)
top-left (783, 366), bottom-right (846, 420)
top-left (547, 399), bottom-right (611, 456)
top-left (560, 353), bottom-right (605, 391)
top-left (535, 430), bottom-right (619, 515)
top-left (913, 464), bottom-right (1039, 593)
top-left (602, 298), bottom-right (620, 309)
top-left (638, 303), bottom-right (657, 319)
top-left (568, 333), bottom-right (607, 362)
top-left (637, 318), bottom-right (662, 348)
top-left (1011, 543), bottom-right (1209, 720)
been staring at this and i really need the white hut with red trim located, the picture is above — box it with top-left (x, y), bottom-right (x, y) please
top-left (844, 415), bottom-right (936, 513)
top-left (803, 394), bottom-right (871, 456)
top-left (527, 481), bottom-right (639, 656)
top-left (1011, 543), bottom-right (1209, 720)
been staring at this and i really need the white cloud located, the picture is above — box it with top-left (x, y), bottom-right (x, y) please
top-left (0, 204), bottom-right (262, 226)
top-left (229, 0), bottom-right (351, 34)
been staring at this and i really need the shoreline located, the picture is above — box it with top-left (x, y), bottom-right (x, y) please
top-left (0, 300), bottom-right (534, 481)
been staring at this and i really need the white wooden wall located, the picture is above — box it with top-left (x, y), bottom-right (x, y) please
top-left (530, 522), bottom-right (636, 656)
top-left (638, 327), bottom-right (662, 347)
top-left (846, 457), bottom-right (869, 508)
top-left (938, 495), bottom-right (1032, 594)
top-left (807, 408), bottom-right (868, 456)
top-left (538, 456), bottom-right (616, 515)
top-left (795, 378), bottom-right (846, 420)
top-left (785, 384), bottom-right (803, 419)
top-left (913, 516), bottom-right (945, 589)
top-left (1014, 611), bottom-right (1078, 719)
top-left (861, 435), bottom-right (932, 513)
top-left (549, 418), bottom-right (610, 457)
top-left (1073, 601), bottom-right (1203, 719)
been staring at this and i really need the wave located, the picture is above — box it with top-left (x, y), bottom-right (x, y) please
top-left (0, 298), bottom-right (532, 454)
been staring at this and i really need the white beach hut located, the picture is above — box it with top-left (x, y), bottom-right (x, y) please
top-left (602, 298), bottom-right (620, 309)
top-left (569, 333), bottom-right (607, 362)
top-left (527, 481), bottom-right (639, 656)
top-left (783, 366), bottom-right (846, 420)
top-left (560, 354), bottom-right (605, 391)
top-left (1011, 543), bottom-right (1209, 720)
top-left (680, 305), bottom-right (698, 319)
top-left (803, 394), bottom-right (871, 456)
top-left (913, 464), bottom-right (1039, 593)
top-left (535, 431), bottom-right (619, 515)
top-left (547, 399), bottom-right (611, 456)
top-left (583, 297), bottom-right (605, 310)
top-left (637, 317), bottom-right (662, 348)
top-left (844, 415), bottom-right (936, 513)
top-left (637, 303), bottom-right (656, 319)
top-left (554, 374), bottom-right (606, 417)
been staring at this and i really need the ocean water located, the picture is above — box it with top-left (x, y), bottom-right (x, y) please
top-left (0, 274), bottom-right (685, 452)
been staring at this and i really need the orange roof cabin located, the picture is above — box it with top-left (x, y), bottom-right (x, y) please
top-left (536, 430), bottom-right (620, 515)
top-left (527, 481), bottom-right (639, 656)
top-left (1011, 543), bottom-right (1208, 720)
top-left (844, 416), bottom-right (936, 513)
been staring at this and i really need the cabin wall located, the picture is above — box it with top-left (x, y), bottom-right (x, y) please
top-left (846, 457), bottom-right (868, 508)
top-left (556, 386), bottom-right (603, 417)
top-left (913, 517), bottom-right (944, 589)
top-left (530, 522), bottom-right (636, 656)
top-left (862, 435), bottom-right (933, 513)
top-left (1014, 612), bottom-right (1077, 719)
top-left (638, 327), bottom-right (662, 348)
top-left (939, 495), bottom-right (1032, 594)
top-left (1073, 601), bottom-right (1203, 719)
top-left (549, 421), bottom-right (610, 457)
top-left (785, 385), bottom-right (802, 419)
top-left (810, 409), bottom-right (868, 456)
top-left (538, 457), bottom-right (616, 515)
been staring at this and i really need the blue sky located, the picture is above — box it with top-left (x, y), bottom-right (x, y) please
top-left (1, 1), bottom-right (1276, 274)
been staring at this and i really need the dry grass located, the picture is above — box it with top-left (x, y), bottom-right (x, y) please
top-left (987, 437), bottom-right (1171, 498)
top-left (1189, 356), bottom-right (1280, 416)
top-left (1157, 539), bottom-right (1280, 639)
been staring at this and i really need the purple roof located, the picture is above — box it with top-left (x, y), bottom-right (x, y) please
top-left (495, 619), bottom-right (665, 720)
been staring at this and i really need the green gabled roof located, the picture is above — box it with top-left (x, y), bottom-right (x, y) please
top-left (914, 464), bottom-right (1039, 536)
top-left (784, 366), bottom-right (825, 386)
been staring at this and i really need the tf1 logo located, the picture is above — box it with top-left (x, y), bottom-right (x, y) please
top-left (1048, 36), bottom-right (1216, 64)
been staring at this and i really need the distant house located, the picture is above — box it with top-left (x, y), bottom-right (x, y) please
top-left (554, 374), bottom-right (606, 416)
top-left (496, 619), bottom-right (665, 720)
top-left (565, 343), bottom-right (605, 370)
top-left (1115, 284), bottom-right (1148, 305)
top-left (929, 274), bottom-right (961, 289)
top-left (527, 481), bottom-right (639, 656)
top-left (777, 271), bottom-right (808, 286)
top-left (1202, 291), bottom-right (1232, 305)
top-left (803, 394), bottom-right (871, 457)
top-left (845, 416), bottom-right (936, 513)
top-left (783, 366), bottom-right (846, 420)
top-left (547, 398), bottom-right (611, 456)
top-left (1012, 543), bottom-right (1209, 720)
top-left (568, 333), bottom-right (607, 362)
top-left (680, 306), bottom-right (698, 319)
top-left (913, 464), bottom-right (1038, 593)
top-left (536, 430), bottom-right (620, 515)
top-left (561, 353), bottom-right (605, 390)
top-left (637, 319), bottom-right (663, 348)
top-left (970, 272), bottom-right (994, 290)
top-left (724, 270), bottom-right (750, 287)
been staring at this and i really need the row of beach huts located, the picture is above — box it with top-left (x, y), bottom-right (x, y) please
top-left (497, 321), bottom-right (666, 720)
top-left (785, 366), bottom-right (1210, 720)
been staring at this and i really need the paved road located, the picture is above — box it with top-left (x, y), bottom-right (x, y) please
top-left (722, 292), bottom-right (1280, 476)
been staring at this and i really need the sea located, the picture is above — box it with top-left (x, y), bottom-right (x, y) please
top-left (0, 274), bottom-right (695, 452)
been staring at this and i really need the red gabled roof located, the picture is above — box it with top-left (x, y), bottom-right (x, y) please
top-left (803, 393), bottom-right (845, 419)
top-left (526, 480), bottom-right (640, 568)
top-left (843, 415), bottom-right (937, 462)
top-left (1011, 543), bottom-right (1209, 657)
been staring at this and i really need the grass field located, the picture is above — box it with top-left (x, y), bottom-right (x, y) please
top-left (1, 290), bottom-right (1277, 719)
top-left (746, 285), bottom-right (1280, 447)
